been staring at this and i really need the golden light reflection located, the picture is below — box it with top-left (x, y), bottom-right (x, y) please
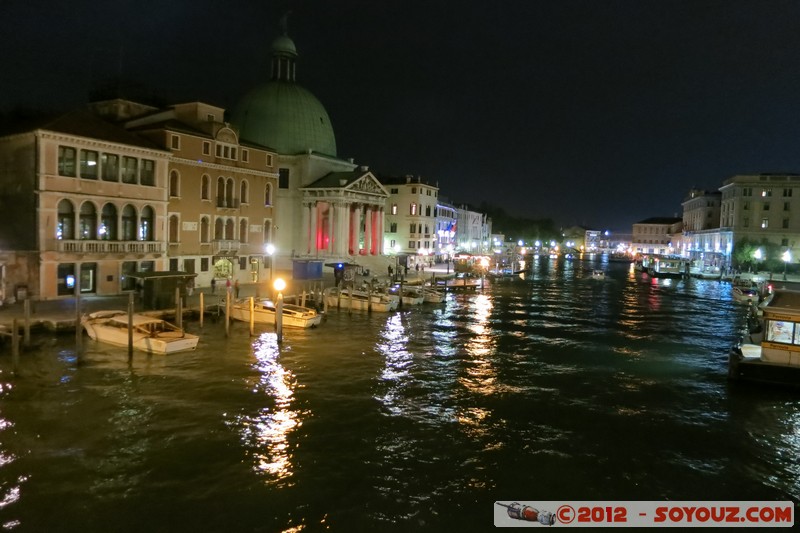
top-left (236, 333), bottom-right (299, 482)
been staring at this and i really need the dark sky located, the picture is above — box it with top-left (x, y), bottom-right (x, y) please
top-left (5, 0), bottom-right (800, 232)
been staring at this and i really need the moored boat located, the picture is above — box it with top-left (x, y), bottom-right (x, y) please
top-left (230, 298), bottom-right (322, 328)
top-left (590, 269), bottom-right (606, 280)
top-left (420, 286), bottom-right (446, 303)
top-left (324, 287), bottom-right (398, 312)
top-left (729, 289), bottom-right (800, 387)
top-left (81, 310), bottom-right (199, 354)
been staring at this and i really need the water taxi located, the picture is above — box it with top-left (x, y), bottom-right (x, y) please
top-left (230, 298), bottom-right (322, 328)
top-left (81, 310), bottom-right (199, 354)
top-left (729, 289), bottom-right (800, 387)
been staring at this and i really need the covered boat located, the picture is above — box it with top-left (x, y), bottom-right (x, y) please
top-left (230, 298), bottom-right (322, 328)
top-left (729, 289), bottom-right (800, 387)
top-left (81, 310), bottom-right (199, 354)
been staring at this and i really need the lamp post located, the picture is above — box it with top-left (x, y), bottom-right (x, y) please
top-left (783, 250), bottom-right (791, 281)
top-left (265, 243), bottom-right (275, 296)
top-left (273, 277), bottom-right (285, 344)
top-left (754, 248), bottom-right (763, 274)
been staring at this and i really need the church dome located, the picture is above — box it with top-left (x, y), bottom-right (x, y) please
top-left (230, 29), bottom-right (337, 157)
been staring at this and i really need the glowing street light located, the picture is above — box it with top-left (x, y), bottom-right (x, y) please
top-left (754, 248), bottom-right (763, 273)
top-left (783, 250), bottom-right (791, 280)
top-left (273, 277), bottom-right (286, 343)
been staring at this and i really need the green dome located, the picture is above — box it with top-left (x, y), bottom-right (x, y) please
top-left (271, 34), bottom-right (296, 55)
top-left (231, 82), bottom-right (337, 156)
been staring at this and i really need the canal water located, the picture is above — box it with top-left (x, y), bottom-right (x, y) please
top-left (0, 259), bottom-right (797, 531)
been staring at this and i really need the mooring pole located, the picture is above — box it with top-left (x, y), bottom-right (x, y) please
top-left (175, 287), bottom-right (182, 329)
top-left (225, 291), bottom-right (231, 337)
top-left (128, 292), bottom-right (134, 363)
top-left (12, 319), bottom-right (19, 374)
top-left (199, 292), bottom-right (205, 328)
top-left (249, 296), bottom-right (255, 336)
top-left (23, 298), bottom-right (31, 348)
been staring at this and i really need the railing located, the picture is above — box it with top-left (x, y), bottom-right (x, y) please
top-left (216, 198), bottom-right (240, 209)
top-left (213, 240), bottom-right (240, 254)
top-left (54, 240), bottom-right (165, 254)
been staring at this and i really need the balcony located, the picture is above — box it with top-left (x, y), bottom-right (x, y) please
top-left (54, 240), bottom-right (165, 254)
top-left (213, 239), bottom-right (241, 255)
top-left (216, 198), bottom-right (240, 210)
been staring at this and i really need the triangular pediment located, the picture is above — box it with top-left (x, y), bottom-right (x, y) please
top-left (345, 172), bottom-right (388, 197)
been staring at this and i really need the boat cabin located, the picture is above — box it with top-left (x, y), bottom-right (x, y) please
top-left (760, 290), bottom-right (800, 367)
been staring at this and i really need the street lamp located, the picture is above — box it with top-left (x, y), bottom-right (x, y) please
top-left (273, 277), bottom-right (286, 343)
top-left (754, 248), bottom-right (763, 274)
top-left (783, 250), bottom-right (791, 280)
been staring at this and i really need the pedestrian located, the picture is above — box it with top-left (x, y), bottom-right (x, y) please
top-left (210, 278), bottom-right (216, 294)
top-left (234, 279), bottom-right (240, 298)
top-left (226, 278), bottom-right (232, 294)
top-left (415, 263), bottom-right (420, 274)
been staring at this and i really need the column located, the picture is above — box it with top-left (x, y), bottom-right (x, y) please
top-left (310, 202), bottom-right (318, 256)
top-left (364, 206), bottom-right (373, 255)
top-left (377, 207), bottom-right (384, 255)
top-left (327, 202), bottom-right (335, 255)
top-left (301, 202), bottom-right (310, 255)
top-left (338, 202), bottom-right (349, 257)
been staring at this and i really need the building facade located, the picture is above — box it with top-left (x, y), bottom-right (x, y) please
top-left (381, 175), bottom-right (439, 268)
top-left (631, 217), bottom-right (683, 255)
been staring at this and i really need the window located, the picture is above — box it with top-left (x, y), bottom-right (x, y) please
top-left (743, 187), bottom-right (752, 196)
top-left (425, 205), bottom-right (431, 216)
top-left (764, 203), bottom-right (770, 211)
top-left (58, 146), bottom-right (76, 177)
top-left (410, 203), bottom-right (417, 216)
top-left (266, 154), bottom-right (273, 167)
top-left (389, 223), bottom-right (397, 232)
top-left (239, 219), bottom-right (248, 243)
top-left (201, 217), bottom-right (210, 243)
top-left (265, 183), bottom-right (272, 206)
top-left (169, 170), bottom-right (180, 197)
top-left (242, 149), bottom-right (249, 163)
top-left (101, 153), bottom-right (119, 182)
top-left (409, 241), bottom-right (415, 249)
top-left (239, 257), bottom-right (248, 270)
top-left (121, 157), bottom-right (137, 184)
top-left (391, 204), bottom-right (397, 215)
top-left (761, 218), bottom-right (769, 229)
top-left (140, 206), bottom-right (155, 241)
top-left (80, 150), bottom-right (98, 179)
top-left (762, 188), bottom-right (773, 197)
top-left (201, 257), bottom-right (209, 272)
top-left (169, 214), bottom-right (179, 243)
top-left (140, 159), bottom-right (155, 186)
top-left (390, 188), bottom-right (398, 194)
top-left (99, 203), bottom-right (117, 240)
top-left (785, 189), bottom-right (793, 197)
top-left (170, 135), bottom-right (180, 150)
top-left (240, 180), bottom-right (249, 204)
top-left (743, 202), bottom-right (750, 210)
top-left (410, 223), bottom-right (416, 234)
top-left (215, 143), bottom-right (238, 161)
top-left (784, 219), bottom-right (790, 229)
top-left (785, 202), bottom-right (791, 211)
top-left (201, 174), bottom-right (210, 200)
top-left (766, 319), bottom-right (795, 344)
top-left (279, 168), bottom-right (289, 189)
top-left (390, 239), bottom-right (396, 248)
top-left (412, 187), bottom-right (416, 194)
top-left (57, 199), bottom-right (75, 240)
top-left (79, 202), bottom-right (97, 239)
top-left (203, 141), bottom-right (211, 156)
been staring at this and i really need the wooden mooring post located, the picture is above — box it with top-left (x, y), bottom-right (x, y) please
top-left (199, 292), bottom-right (205, 328)
top-left (11, 319), bottom-right (19, 374)
top-left (127, 293), bottom-right (134, 363)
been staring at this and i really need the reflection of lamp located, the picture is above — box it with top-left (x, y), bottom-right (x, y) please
top-left (274, 277), bottom-right (286, 343)
top-left (266, 243), bottom-right (275, 294)
top-left (783, 250), bottom-right (791, 280)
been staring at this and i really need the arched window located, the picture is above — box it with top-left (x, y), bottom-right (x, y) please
top-left (140, 206), bottom-right (155, 241)
top-left (79, 202), bottom-right (97, 240)
top-left (169, 170), bottom-right (180, 197)
top-left (200, 216), bottom-right (210, 243)
top-left (225, 218), bottom-right (234, 240)
top-left (239, 218), bottom-right (248, 243)
top-left (226, 178), bottom-right (235, 207)
top-left (121, 205), bottom-right (137, 240)
top-left (201, 174), bottom-right (210, 200)
top-left (216, 177), bottom-right (225, 207)
top-left (168, 214), bottom-right (179, 243)
top-left (100, 203), bottom-right (117, 240)
top-left (263, 220), bottom-right (272, 243)
top-left (240, 180), bottom-right (249, 204)
top-left (214, 218), bottom-right (224, 240)
top-left (57, 199), bottom-right (75, 240)
top-left (265, 183), bottom-right (272, 206)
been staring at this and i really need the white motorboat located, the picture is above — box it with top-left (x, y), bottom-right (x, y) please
top-left (81, 310), bottom-right (199, 354)
top-left (392, 286), bottom-right (424, 305)
top-left (230, 298), bottom-right (322, 328)
top-left (590, 269), bottom-right (606, 280)
top-left (420, 286), bottom-right (445, 303)
top-left (325, 287), bottom-right (398, 312)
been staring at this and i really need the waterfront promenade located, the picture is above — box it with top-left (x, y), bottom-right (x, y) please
top-left (0, 263), bottom-right (456, 334)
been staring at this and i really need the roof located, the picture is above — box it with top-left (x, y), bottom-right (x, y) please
top-left (634, 217), bottom-right (682, 225)
top-left (42, 109), bottom-right (163, 150)
top-left (763, 290), bottom-right (800, 317)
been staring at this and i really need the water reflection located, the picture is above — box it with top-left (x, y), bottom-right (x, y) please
top-left (0, 374), bottom-right (19, 518)
top-left (234, 333), bottom-right (299, 483)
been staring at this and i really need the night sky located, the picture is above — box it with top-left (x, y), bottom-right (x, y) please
top-left (5, 0), bottom-right (800, 232)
